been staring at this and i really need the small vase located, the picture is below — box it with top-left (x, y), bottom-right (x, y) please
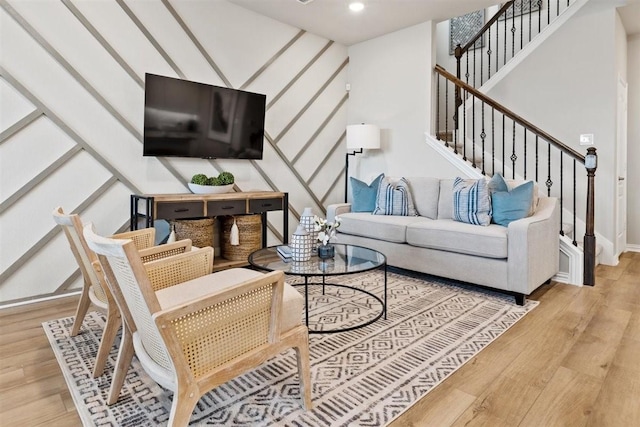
top-left (299, 207), bottom-right (318, 245)
top-left (317, 244), bottom-right (335, 260)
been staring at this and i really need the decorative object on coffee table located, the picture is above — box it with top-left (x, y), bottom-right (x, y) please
top-left (299, 207), bottom-right (318, 245)
top-left (313, 215), bottom-right (341, 259)
top-left (317, 244), bottom-right (335, 260)
top-left (290, 224), bottom-right (312, 262)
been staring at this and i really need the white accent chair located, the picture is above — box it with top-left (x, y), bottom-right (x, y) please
top-left (83, 224), bottom-right (312, 425)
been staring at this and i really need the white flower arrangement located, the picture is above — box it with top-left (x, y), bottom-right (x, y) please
top-left (313, 215), bottom-right (341, 246)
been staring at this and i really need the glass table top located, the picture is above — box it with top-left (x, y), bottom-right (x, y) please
top-left (248, 244), bottom-right (386, 277)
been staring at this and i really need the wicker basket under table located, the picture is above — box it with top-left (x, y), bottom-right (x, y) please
top-left (221, 214), bottom-right (262, 261)
top-left (169, 218), bottom-right (215, 248)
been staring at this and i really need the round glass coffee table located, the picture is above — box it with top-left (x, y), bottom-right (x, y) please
top-left (248, 244), bottom-right (387, 334)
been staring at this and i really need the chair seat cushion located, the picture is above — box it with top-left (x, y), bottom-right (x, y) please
top-left (155, 268), bottom-right (303, 332)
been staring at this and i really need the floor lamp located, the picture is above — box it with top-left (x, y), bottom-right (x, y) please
top-left (345, 124), bottom-right (381, 202)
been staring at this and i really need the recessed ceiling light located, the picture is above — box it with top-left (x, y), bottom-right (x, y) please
top-left (349, 2), bottom-right (365, 12)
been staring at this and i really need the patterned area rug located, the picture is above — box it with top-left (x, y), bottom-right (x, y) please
top-left (43, 270), bottom-right (537, 426)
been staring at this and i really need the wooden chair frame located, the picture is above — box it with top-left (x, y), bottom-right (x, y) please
top-left (53, 207), bottom-right (191, 378)
top-left (84, 225), bottom-right (312, 425)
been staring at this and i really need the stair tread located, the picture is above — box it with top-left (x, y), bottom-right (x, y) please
top-left (577, 242), bottom-right (604, 256)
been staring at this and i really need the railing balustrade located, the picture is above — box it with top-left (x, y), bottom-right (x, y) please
top-left (434, 65), bottom-right (596, 285)
top-left (454, 0), bottom-right (575, 91)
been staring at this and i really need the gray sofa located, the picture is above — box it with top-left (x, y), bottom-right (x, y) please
top-left (327, 177), bottom-right (560, 305)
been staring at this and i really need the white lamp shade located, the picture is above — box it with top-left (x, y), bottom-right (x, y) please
top-left (346, 124), bottom-right (380, 150)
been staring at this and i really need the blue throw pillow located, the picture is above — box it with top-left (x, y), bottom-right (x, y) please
top-left (491, 181), bottom-right (534, 226)
top-left (350, 173), bottom-right (384, 212)
top-left (488, 173), bottom-right (509, 193)
top-left (452, 177), bottom-right (492, 226)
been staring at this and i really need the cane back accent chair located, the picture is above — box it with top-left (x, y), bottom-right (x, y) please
top-left (83, 224), bottom-right (312, 425)
top-left (52, 207), bottom-right (191, 378)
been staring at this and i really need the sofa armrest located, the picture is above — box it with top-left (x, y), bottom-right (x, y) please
top-left (326, 203), bottom-right (352, 220)
top-left (507, 197), bottom-right (560, 294)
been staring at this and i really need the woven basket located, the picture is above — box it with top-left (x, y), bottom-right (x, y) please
top-left (221, 215), bottom-right (262, 261)
top-left (169, 218), bottom-right (214, 248)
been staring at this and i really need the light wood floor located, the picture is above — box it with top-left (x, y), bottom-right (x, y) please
top-left (1, 252), bottom-right (638, 426)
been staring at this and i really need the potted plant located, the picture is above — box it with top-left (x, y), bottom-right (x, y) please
top-left (188, 172), bottom-right (235, 194)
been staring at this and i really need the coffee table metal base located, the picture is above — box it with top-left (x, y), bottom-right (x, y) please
top-left (248, 244), bottom-right (388, 334)
top-left (295, 266), bottom-right (387, 334)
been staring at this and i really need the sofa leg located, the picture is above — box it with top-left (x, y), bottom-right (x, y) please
top-left (515, 294), bottom-right (526, 306)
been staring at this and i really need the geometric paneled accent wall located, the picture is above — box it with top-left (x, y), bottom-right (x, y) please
top-left (0, 0), bottom-right (348, 305)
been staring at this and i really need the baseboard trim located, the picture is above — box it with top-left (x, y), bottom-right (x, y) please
top-left (424, 133), bottom-right (483, 178)
top-left (0, 290), bottom-right (81, 311)
top-left (553, 271), bottom-right (571, 284)
top-left (626, 244), bottom-right (640, 253)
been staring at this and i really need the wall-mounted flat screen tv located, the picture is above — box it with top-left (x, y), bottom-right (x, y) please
top-left (143, 73), bottom-right (266, 159)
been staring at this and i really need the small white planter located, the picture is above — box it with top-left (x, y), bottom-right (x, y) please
top-left (188, 183), bottom-right (234, 194)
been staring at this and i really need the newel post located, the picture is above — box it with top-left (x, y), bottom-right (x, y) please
top-left (583, 147), bottom-right (597, 286)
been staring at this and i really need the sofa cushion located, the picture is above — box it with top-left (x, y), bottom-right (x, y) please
top-left (405, 177), bottom-right (440, 219)
top-left (437, 179), bottom-right (455, 219)
top-left (350, 173), bottom-right (384, 212)
top-left (373, 177), bottom-right (418, 216)
top-left (338, 212), bottom-right (422, 243)
top-left (452, 177), bottom-right (492, 226)
top-left (406, 219), bottom-right (508, 259)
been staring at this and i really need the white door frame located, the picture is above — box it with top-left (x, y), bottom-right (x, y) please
top-left (615, 75), bottom-right (628, 258)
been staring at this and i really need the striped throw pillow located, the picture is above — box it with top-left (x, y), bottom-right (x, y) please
top-left (452, 177), bottom-right (492, 226)
top-left (373, 177), bottom-right (418, 216)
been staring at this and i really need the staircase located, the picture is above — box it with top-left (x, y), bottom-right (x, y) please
top-left (431, 0), bottom-right (597, 286)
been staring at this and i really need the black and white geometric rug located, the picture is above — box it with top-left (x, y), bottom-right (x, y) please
top-left (43, 270), bottom-right (537, 426)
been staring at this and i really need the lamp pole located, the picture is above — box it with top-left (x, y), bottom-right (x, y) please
top-left (345, 123), bottom-right (380, 203)
top-left (345, 149), bottom-right (363, 203)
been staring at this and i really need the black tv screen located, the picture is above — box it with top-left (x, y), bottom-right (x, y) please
top-left (143, 74), bottom-right (266, 159)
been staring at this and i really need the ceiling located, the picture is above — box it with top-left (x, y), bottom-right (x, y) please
top-left (228, 0), bottom-right (498, 46)
top-left (228, 0), bottom-right (640, 46)
top-left (619, 3), bottom-right (640, 35)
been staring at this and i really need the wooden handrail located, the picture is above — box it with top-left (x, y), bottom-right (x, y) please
top-left (435, 64), bottom-right (585, 163)
top-left (458, 1), bottom-right (514, 55)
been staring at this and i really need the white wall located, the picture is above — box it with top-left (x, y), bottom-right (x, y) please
top-left (628, 34), bottom-right (640, 249)
top-left (0, 0), bottom-right (347, 304)
top-left (346, 21), bottom-right (464, 186)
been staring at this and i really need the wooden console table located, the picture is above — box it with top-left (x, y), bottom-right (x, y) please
top-left (130, 191), bottom-right (289, 250)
